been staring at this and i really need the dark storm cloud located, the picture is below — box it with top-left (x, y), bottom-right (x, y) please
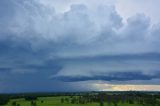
top-left (0, 68), bottom-right (12, 72)
top-left (0, 0), bottom-right (160, 92)
top-left (52, 71), bottom-right (160, 82)
top-left (55, 53), bottom-right (160, 62)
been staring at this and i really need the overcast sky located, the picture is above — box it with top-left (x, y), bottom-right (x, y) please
top-left (0, 0), bottom-right (160, 93)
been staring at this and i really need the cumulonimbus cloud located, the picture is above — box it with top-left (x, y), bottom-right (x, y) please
top-left (0, 0), bottom-right (160, 92)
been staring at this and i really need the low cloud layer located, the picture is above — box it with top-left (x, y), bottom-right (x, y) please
top-left (0, 0), bottom-right (160, 92)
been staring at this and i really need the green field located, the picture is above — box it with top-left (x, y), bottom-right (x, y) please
top-left (4, 96), bottom-right (144, 106)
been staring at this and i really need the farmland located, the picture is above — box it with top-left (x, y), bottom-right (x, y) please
top-left (1, 92), bottom-right (160, 106)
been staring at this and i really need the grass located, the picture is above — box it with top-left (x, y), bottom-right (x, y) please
top-left (4, 96), bottom-right (143, 106)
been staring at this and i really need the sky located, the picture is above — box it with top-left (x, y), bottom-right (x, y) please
top-left (0, 0), bottom-right (160, 93)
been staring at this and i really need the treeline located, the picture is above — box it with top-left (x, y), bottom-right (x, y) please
top-left (0, 94), bottom-right (38, 105)
top-left (0, 95), bottom-right (10, 105)
top-left (1, 91), bottom-right (160, 106)
top-left (60, 92), bottom-right (160, 106)
top-left (0, 91), bottom-right (92, 105)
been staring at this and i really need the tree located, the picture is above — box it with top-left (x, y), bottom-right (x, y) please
top-left (114, 103), bottom-right (118, 106)
top-left (71, 97), bottom-right (76, 104)
top-left (99, 93), bottom-right (104, 106)
top-left (25, 96), bottom-right (37, 101)
top-left (100, 100), bottom-right (104, 106)
top-left (41, 100), bottom-right (44, 103)
top-left (17, 103), bottom-right (20, 106)
top-left (0, 97), bottom-right (9, 105)
top-left (65, 98), bottom-right (69, 103)
top-left (61, 98), bottom-right (64, 103)
top-left (12, 101), bottom-right (17, 106)
top-left (31, 101), bottom-right (34, 106)
top-left (128, 99), bottom-right (134, 104)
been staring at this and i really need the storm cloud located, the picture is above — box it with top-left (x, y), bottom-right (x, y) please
top-left (0, 0), bottom-right (160, 92)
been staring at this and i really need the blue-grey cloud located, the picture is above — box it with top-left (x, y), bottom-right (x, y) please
top-left (52, 71), bottom-right (160, 82)
top-left (0, 0), bottom-right (160, 92)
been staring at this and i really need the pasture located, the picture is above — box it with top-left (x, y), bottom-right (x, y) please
top-left (1, 92), bottom-right (160, 106)
top-left (4, 96), bottom-right (147, 106)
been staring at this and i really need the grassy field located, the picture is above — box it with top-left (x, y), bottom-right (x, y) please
top-left (4, 96), bottom-right (143, 106)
